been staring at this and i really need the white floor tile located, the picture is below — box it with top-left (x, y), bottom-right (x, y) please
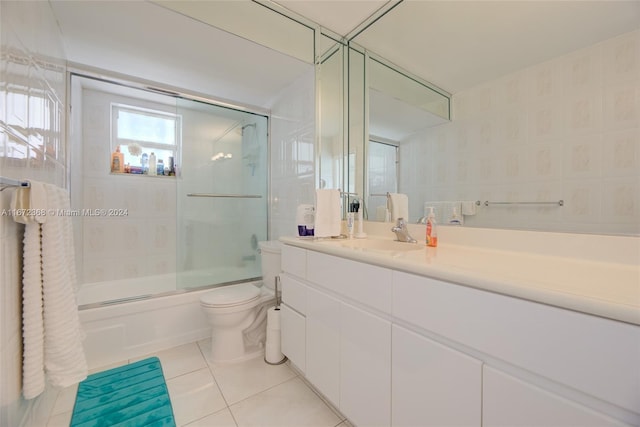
top-left (185, 408), bottom-right (238, 427)
top-left (89, 360), bottom-right (128, 375)
top-left (229, 377), bottom-right (342, 427)
top-left (336, 420), bottom-right (354, 427)
top-left (51, 384), bottom-right (78, 415)
top-left (167, 367), bottom-right (227, 426)
top-left (210, 354), bottom-right (297, 405)
top-left (134, 342), bottom-right (207, 379)
top-left (47, 410), bottom-right (72, 427)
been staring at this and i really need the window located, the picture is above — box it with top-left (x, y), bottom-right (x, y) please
top-left (111, 103), bottom-right (181, 174)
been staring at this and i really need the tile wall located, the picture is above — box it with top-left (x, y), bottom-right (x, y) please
top-left (0, 1), bottom-right (68, 426)
top-left (400, 30), bottom-right (640, 235)
top-left (72, 89), bottom-right (177, 285)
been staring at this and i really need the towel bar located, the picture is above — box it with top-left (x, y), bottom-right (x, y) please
top-left (477, 200), bottom-right (564, 207)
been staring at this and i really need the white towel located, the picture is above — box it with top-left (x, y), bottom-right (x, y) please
top-left (388, 193), bottom-right (409, 222)
top-left (14, 181), bottom-right (87, 399)
top-left (314, 189), bottom-right (341, 237)
top-left (461, 200), bottom-right (478, 216)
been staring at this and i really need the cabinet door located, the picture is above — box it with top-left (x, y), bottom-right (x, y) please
top-left (305, 287), bottom-right (341, 406)
top-left (281, 274), bottom-right (307, 315)
top-left (483, 366), bottom-right (630, 426)
top-left (392, 325), bottom-right (482, 427)
top-left (280, 304), bottom-right (306, 373)
top-left (340, 302), bottom-right (391, 427)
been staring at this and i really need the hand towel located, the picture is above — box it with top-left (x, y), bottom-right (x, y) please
top-left (17, 181), bottom-right (87, 399)
top-left (314, 189), bottom-right (341, 237)
top-left (388, 193), bottom-right (409, 222)
top-left (461, 200), bottom-right (478, 216)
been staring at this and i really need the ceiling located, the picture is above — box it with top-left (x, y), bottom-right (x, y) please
top-left (50, 0), bottom-right (640, 104)
top-left (50, 0), bottom-right (312, 109)
top-left (275, 0), bottom-right (640, 93)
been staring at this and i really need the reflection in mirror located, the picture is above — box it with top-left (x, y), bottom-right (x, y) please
top-left (363, 53), bottom-right (451, 221)
top-left (348, 1), bottom-right (639, 235)
top-left (318, 36), bottom-right (345, 193)
top-left (348, 47), bottom-right (366, 204)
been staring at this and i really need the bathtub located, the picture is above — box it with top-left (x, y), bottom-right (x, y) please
top-left (77, 272), bottom-right (262, 370)
top-left (78, 266), bottom-right (261, 306)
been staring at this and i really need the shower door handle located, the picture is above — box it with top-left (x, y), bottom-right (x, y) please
top-left (186, 193), bottom-right (263, 198)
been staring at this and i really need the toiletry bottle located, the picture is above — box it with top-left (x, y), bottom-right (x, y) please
top-left (426, 206), bottom-right (438, 247)
top-left (449, 207), bottom-right (462, 225)
top-left (111, 145), bottom-right (124, 173)
top-left (157, 159), bottom-right (164, 176)
top-left (148, 152), bottom-right (157, 176)
top-left (347, 200), bottom-right (357, 238)
top-left (141, 153), bottom-right (149, 173)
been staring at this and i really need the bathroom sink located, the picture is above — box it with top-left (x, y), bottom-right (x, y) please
top-left (321, 238), bottom-right (424, 253)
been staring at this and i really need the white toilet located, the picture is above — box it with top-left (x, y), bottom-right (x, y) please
top-left (200, 241), bottom-right (282, 363)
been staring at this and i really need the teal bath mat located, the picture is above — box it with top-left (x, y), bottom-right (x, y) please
top-left (70, 357), bottom-right (176, 427)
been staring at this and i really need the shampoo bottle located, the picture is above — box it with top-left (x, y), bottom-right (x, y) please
top-left (111, 145), bottom-right (124, 173)
top-left (148, 152), bottom-right (157, 176)
top-left (426, 207), bottom-right (438, 247)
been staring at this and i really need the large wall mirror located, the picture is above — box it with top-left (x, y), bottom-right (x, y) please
top-left (335, 2), bottom-right (639, 236)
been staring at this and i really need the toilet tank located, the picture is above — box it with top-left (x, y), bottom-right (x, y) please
top-left (258, 241), bottom-right (282, 290)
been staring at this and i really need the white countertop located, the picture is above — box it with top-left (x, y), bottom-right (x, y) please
top-left (280, 232), bottom-right (640, 326)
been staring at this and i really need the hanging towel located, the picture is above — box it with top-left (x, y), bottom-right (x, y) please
top-left (388, 193), bottom-right (409, 222)
top-left (461, 200), bottom-right (478, 216)
top-left (12, 181), bottom-right (88, 399)
top-left (314, 189), bottom-right (341, 237)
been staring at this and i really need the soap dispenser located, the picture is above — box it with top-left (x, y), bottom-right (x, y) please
top-left (426, 206), bottom-right (438, 247)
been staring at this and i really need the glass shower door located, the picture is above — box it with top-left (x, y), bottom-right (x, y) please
top-left (176, 98), bottom-right (268, 290)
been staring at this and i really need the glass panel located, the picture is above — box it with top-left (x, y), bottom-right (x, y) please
top-left (176, 98), bottom-right (268, 289)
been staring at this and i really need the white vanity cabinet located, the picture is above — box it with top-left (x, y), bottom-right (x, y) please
top-left (392, 325), bottom-right (482, 426)
top-left (482, 366), bottom-right (629, 426)
top-left (279, 273), bottom-right (306, 373)
top-left (280, 246), bottom-right (308, 373)
top-left (280, 242), bottom-right (640, 427)
top-left (305, 286), bottom-right (341, 404)
top-left (340, 301), bottom-right (391, 427)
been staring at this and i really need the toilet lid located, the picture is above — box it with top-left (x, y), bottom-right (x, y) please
top-left (200, 283), bottom-right (261, 307)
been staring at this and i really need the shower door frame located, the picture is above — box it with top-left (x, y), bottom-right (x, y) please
top-left (67, 64), bottom-right (273, 308)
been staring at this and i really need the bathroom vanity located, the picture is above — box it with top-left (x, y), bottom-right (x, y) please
top-left (279, 228), bottom-right (640, 427)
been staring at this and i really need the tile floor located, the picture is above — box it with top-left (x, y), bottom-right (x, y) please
top-left (46, 340), bottom-right (352, 427)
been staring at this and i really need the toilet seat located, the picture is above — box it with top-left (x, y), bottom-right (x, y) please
top-left (200, 283), bottom-right (261, 308)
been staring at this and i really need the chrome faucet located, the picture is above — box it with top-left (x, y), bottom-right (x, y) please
top-left (391, 218), bottom-right (417, 243)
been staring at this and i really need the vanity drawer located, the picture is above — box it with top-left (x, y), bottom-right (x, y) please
top-left (282, 245), bottom-right (306, 279)
top-left (307, 251), bottom-right (392, 314)
top-left (281, 274), bottom-right (307, 315)
top-left (392, 271), bottom-right (640, 414)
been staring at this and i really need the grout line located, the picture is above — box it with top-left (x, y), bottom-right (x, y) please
top-left (196, 340), bottom-right (239, 426)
